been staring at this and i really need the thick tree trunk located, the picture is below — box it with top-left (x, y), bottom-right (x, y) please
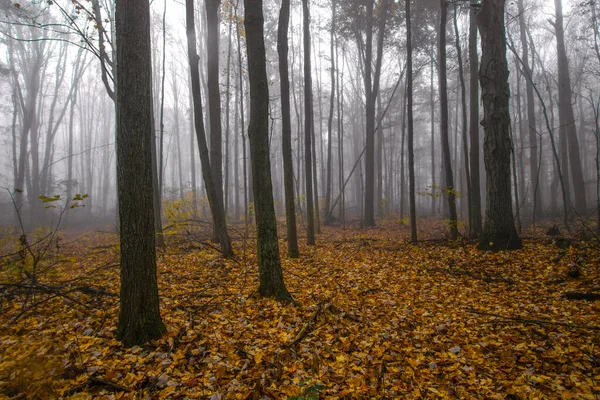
top-left (244, 0), bottom-right (293, 303)
top-left (278, 0), bottom-right (299, 258)
top-left (476, 0), bottom-right (522, 251)
top-left (115, 0), bottom-right (167, 346)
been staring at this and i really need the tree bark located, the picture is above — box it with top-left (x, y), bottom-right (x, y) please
top-left (244, 0), bottom-right (294, 303)
top-left (476, 0), bottom-right (522, 251)
top-left (115, 0), bottom-right (167, 346)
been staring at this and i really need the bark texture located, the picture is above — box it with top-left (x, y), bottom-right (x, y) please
top-left (115, 0), bottom-right (166, 346)
top-left (476, 0), bottom-right (522, 251)
top-left (245, 0), bottom-right (294, 302)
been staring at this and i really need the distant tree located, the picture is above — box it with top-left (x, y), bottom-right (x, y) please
top-left (302, 0), bottom-right (316, 245)
top-left (439, 0), bottom-right (459, 240)
top-left (277, 0), bottom-right (300, 257)
top-left (185, 0), bottom-right (233, 257)
top-left (115, 0), bottom-right (167, 346)
top-left (244, 0), bottom-right (294, 302)
top-left (553, 0), bottom-right (586, 214)
top-left (469, 0), bottom-right (483, 236)
top-left (476, 0), bottom-right (522, 251)
top-left (406, 0), bottom-right (417, 242)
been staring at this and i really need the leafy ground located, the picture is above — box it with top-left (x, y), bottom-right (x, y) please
top-left (1, 219), bottom-right (599, 399)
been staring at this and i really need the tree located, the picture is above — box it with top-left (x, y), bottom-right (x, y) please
top-left (517, 0), bottom-right (542, 219)
top-left (324, 0), bottom-right (336, 223)
top-left (277, 0), bottom-right (299, 258)
top-left (469, 0), bottom-right (483, 236)
top-left (186, 0), bottom-right (234, 258)
top-left (244, 0), bottom-right (294, 302)
top-left (205, 0), bottom-right (226, 229)
top-left (553, 0), bottom-right (586, 214)
top-left (361, 0), bottom-right (388, 227)
top-left (406, 0), bottom-right (417, 242)
top-left (303, 0), bottom-right (316, 245)
top-left (115, 0), bottom-right (167, 346)
top-left (439, 0), bottom-right (459, 240)
top-left (476, 0), bottom-right (522, 251)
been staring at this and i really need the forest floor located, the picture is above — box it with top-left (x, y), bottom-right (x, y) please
top-left (0, 218), bottom-right (599, 399)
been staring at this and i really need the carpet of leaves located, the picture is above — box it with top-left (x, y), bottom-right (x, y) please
top-left (1, 219), bottom-right (599, 399)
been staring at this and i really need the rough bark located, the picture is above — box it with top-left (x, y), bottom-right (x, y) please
top-left (244, 0), bottom-right (294, 303)
top-left (476, 0), bottom-right (522, 251)
top-left (115, 0), bottom-right (167, 346)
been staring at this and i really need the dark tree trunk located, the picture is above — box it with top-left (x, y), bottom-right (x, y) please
top-left (244, 0), bottom-right (293, 303)
top-left (206, 0), bottom-right (227, 234)
top-left (302, 0), bottom-right (316, 245)
top-left (406, 0), bottom-right (417, 242)
top-left (278, 0), bottom-right (299, 258)
top-left (186, 0), bottom-right (234, 257)
top-left (469, 0), bottom-right (483, 236)
top-left (476, 0), bottom-right (522, 251)
top-left (439, 0), bottom-right (459, 239)
top-left (115, 0), bottom-right (167, 347)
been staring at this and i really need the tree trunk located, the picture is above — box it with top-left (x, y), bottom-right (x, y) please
top-left (115, 0), bottom-right (167, 347)
top-left (186, 0), bottom-right (234, 257)
top-left (244, 0), bottom-right (293, 303)
top-left (278, 0), bottom-right (299, 257)
top-left (206, 0), bottom-right (227, 234)
top-left (554, 0), bottom-right (586, 214)
top-left (476, 0), bottom-right (522, 251)
top-left (469, 0), bottom-right (483, 236)
top-left (303, 0), bottom-right (316, 245)
top-left (439, 0), bottom-right (459, 239)
top-left (517, 0), bottom-right (542, 218)
top-left (324, 0), bottom-right (336, 223)
top-left (406, 0), bottom-right (417, 242)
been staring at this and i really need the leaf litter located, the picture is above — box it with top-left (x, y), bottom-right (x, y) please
top-left (1, 220), bottom-right (599, 399)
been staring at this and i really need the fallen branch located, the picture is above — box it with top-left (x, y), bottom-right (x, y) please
top-left (467, 308), bottom-right (600, 331)
top-left (562, 292), bottom-right (600, 301)
top-left (283, 303), bottom-right (325, 348)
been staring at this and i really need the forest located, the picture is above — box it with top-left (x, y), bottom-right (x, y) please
top-left (0, 0), bottom-right (599, 398)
